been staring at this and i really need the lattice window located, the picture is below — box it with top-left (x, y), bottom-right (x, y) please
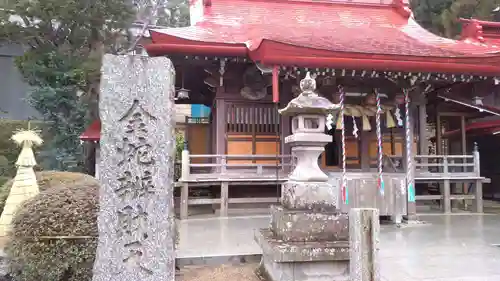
top-left (226, 104), bottom-right (280, 134)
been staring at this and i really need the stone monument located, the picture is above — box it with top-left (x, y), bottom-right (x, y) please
top-left (93, 55), bottom-right (176, 281)
top-left (255, 72), bottom-right (350, 281)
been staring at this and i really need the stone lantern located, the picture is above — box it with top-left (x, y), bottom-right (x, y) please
top-left (255, 72), bottom-right (350, 281)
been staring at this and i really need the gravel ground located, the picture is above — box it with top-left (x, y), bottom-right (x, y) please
top-left (177, 263), bottom-right (263, 281)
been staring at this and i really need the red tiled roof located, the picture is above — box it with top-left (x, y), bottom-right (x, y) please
top-left (147, 0), bottom-right (500, 74)
top-left (80, 120), bottom-right (100, 141)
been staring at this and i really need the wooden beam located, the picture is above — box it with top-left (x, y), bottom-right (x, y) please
top-left (437, 111), bottom-right (478, 117)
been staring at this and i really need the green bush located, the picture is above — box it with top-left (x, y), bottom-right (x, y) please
top-left (6, 178), bottom-right (99, 281)
top-left (0, 171), bottom-right (97, 215)
top-left (5, 172), bottom-right (179, 281)
top-left (175, 132), bottom-right (184, 161)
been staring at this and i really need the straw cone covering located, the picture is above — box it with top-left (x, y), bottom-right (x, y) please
top-left (0, 129), bottom-right (43, 237)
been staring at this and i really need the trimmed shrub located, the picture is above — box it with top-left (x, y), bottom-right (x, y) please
top-left (6, 179), bottom-right (99, 281)
top-left (0, 171), bottom-right (96, 215)
top-left (5, 172), bottom-right (179, 281)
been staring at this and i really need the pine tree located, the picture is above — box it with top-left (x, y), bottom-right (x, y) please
top-left (0, 0), bottom-right (190, 172)
top-left (412, 0), bottom-right (500, 38)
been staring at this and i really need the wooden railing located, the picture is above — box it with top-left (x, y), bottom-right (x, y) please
top-left (181, 151), bottom-right (481, 180)
top-left (412, 148), bottom-right (484, 213)
top-left (177, 151), bottom-right (294, 219)
top-left (180, 152), bottom-right (295, 181)
top-left (177, 148), bottom-right (484, 218)
top-left (414, 153), bottom-right (479, 178)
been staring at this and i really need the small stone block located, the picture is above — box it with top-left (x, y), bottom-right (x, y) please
top-left (281, 181), bottom-right (338, 211)
top-left (270, 205), bottom-right (348, 242)
top-left (254, 228), bottom-right (349, 263)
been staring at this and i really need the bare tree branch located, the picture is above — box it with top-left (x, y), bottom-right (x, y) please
top-left (121, 0), bottom-right (166, 54)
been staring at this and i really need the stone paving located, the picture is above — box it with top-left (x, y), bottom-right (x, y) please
top-left (177, 213), bottom-right (500, 281)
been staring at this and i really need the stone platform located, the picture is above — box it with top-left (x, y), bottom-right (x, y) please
top-left (177, 213), bottom-right (500, 281)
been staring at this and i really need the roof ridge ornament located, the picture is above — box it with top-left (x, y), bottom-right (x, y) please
top-left (460, 19), bottom-right (485, 43)
top-left (392, 0), bottom-right (412, 18)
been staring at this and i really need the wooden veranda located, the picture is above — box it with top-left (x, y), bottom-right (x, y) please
top-left (178, 149), bottom-right (486, 219)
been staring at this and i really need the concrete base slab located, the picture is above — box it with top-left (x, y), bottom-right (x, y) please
top-left (177, 213), bottom-right (500, 280)
top-left (255, 229), bottom-right (349, 262)
top-left (258, 255), bottom-right (349, 281)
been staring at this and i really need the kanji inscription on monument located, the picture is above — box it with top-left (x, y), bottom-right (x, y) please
top-left (93, 55), bottom-right (176, 281)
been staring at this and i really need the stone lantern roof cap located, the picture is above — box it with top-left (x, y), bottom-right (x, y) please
top-left (278, 72), bottom-right (340, 116)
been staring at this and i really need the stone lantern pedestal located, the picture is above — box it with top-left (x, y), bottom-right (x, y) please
top-left (255, 73), bottom-right (350, 281)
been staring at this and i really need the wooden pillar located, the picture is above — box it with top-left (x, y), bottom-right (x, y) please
top-left (473, 143), bottom-right (483, 213)
top-left (442, 157), bottom-right (451, 213)
top-left (390, 129), bottom-right (396, 156)
top-left (442, 179), bottom-right (451, 213)
top-left (460, 115), bottom-right (468, 208)
top-left (436, 112), bottom-right (442, 156)
top-left (360, 130), bottom-right (371, 171)
top-left (180, 183), bottom-right (189, 219)
top-left (474, 180), bottom-right (483, 213)
top-left (215, 97), bottom-right (226, 157)
top-left (460, 115), bottom-right (466, 155)
top-left (418, 95), bottom-right (428, 168)
top-left (281, 83), bottom-right (293, 168)
top-left (220, 181), bottom-right (229, 217)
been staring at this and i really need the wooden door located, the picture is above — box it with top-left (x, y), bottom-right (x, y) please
top-left (226, 103), bottom-right (280, 164)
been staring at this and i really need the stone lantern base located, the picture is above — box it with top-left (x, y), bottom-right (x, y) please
top-left (255, 204), bottom-right (350, 281)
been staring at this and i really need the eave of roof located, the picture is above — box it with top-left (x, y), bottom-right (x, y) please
top-left (80, 120), bottom-right (100, 141)
top-left (145, 0), bottom-right (500, 75)
top-left (443, 120), bottom-right (500, 138)
top-left (438, 94), bottom-right (500, 117)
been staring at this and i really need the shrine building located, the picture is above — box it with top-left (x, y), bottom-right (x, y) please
top-left (82, 0), bottom-right (500, 220)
